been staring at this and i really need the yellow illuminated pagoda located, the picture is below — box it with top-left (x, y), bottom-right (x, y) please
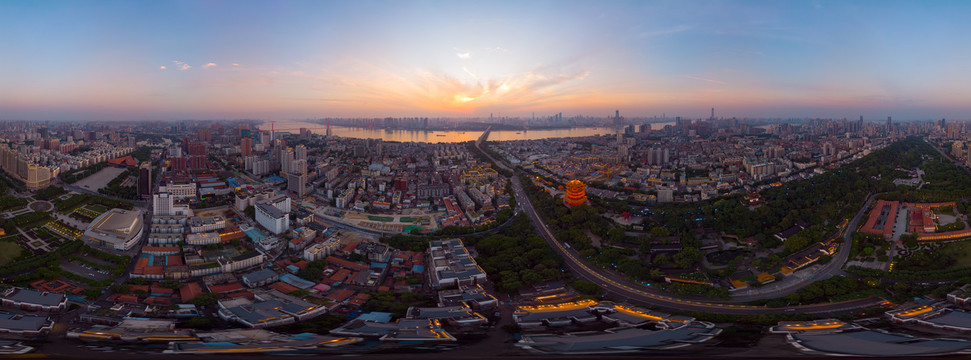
top-left (564, 179), bottom-right (587, 206)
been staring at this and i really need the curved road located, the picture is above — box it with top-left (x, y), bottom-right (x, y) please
top-left (473, 139), bottom-right (885, 315)
top-left (729, 193), bottom-right (876, 302)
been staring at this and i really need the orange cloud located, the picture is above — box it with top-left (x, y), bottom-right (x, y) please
top-left (301, 60), bottom-right (594, 115)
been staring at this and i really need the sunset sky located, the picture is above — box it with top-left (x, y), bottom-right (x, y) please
top-left (2, 0), bottom-right (970, 121)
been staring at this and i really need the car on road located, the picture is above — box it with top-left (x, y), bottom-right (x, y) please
top-left (784, 308), bottom-right (796, 312)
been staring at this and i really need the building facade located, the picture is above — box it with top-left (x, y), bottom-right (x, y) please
top-left (256, 203), bottom-right (289, 234)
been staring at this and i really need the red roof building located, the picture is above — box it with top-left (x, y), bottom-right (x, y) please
top-left (325, 256), bottom-right (368, 271)
top-left (107, 155), bottom-right (138, 167)
top-left (269, 281), bottom-right (300, 294)
top-left (225, 291), bottom-right (254, 300)
top-left (30, 280), bottom-right (84, 294)
top-left (329, 268), bottom-right (351, 283)
top-left (145, 297), bottom-right (172, 306)
top-left (208, 282), bottom-right (245, 294)
top-left (179, 282), bottom-right (203, 302)
top-left (325, 289), bottom-right (356, 303)
top-left (348, 293), bottom-right (370, 307)
top-left (341, 242), bottom-right (359, 255)
top-left (144, 266), bottom-right (164, 276)
top-left (167, 255), bottom-right (184, 266)
top-left (117, 295), bottom-right (139, 304)
top-left (150, 284), bottom-right (174, 295)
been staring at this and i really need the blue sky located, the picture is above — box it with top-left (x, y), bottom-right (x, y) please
top-left (1, 0), bottom-right (970, 121)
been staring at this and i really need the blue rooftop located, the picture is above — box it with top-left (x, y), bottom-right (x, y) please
top-left (279, 273), bottom-right (315, 289)
top-left (263, 175), bottom-right (286, 183)
top-left (353, 312), bottom-right (393, 323)
top-left (243, 228), bottom-right (265, 242)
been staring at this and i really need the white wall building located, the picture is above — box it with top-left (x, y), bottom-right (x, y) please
top-left (303, 237), bottom-right (341, 262)
top-left (158, 182), bottom-right (197, 199)
top-left (152, 192), bottom-right (193, 216)
top-left (256, 203), bottom-right (289, 234)
top-left (188, 216), bottom-right (226, 233)
top-left (185, 232), bottom-right (221, 246)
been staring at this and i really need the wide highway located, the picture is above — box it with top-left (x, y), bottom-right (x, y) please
top-left (474, 139), bottom-right (885, 315)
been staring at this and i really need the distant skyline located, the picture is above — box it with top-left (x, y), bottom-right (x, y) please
top-left (2, 0), bottom-right (971, 121)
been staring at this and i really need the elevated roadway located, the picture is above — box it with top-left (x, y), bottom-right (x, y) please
top-left (474, 135), bottom-right (885, 315)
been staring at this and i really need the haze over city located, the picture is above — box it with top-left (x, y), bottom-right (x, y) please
top-left (3, 0), bottom-right (971, 121)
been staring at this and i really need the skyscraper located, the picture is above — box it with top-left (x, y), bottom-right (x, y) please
top-left (138, 162), bottom-right (152, 199)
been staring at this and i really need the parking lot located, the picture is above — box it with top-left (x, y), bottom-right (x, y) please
top-left (72, 167), bottom-right (126, 190)
top-left (60, 261), bottom-right (111, 281)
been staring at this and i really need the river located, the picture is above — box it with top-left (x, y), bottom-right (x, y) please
top-left (259, 120), bottom-right (675, 143)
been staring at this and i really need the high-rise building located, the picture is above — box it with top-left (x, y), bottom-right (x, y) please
top-left (291, 159), bottom-right (307, 175)
top-left (187, 142), bottom-right (206, 156)
top-left (295, 145), bottom-right (307, 161)
top-left (25, 164), bottom-right (51, 190)
top-left (189, 156), bottom-right (206, 170)
top-left (153, 192), bottom-right (174, 216)
top-left (288, 172), bottom-right (309, 197)
top-left (823, 142), bottom-right (836, 156)
top-left (280, 147), bottom-right (294, 173)
top-left (241, 137), bottom-right (253, 157)
top-left (259, 131), bottom-right (271, 147)
top-left (138, 162), bottom-right (152, 199)
top-left (0, 145), bottom-right (51, 190)
top-left (256, 203), bottom-right (289, 234)
top-left (647, 147), bottom-right (670, 165)
top-left (197, 129), bottom-right (212, 143)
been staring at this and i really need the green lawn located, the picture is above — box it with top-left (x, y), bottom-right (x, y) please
top-left (0, 241), bottom-right (22, 265)
top-left (84, 204), bottom-right (109, 213)
top-left (368, 215), bottom-right (394, 222)
top-left (34, 227), bottom-right (59, 240)
top-left (939, 241), bottom-right (971, 269)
